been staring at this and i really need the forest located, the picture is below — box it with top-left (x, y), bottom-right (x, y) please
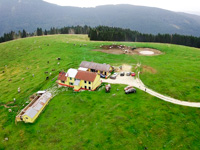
top-left (89, 26), bottom-right (200, 48)
top-left (0, 25), bottom-right (200, 48)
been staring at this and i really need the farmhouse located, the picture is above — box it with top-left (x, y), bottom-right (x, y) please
top-left (79, 61), bottom-right (112, 77)
top-left (15, 91), bottom-right (52, 123)
top-left (74, 70), bottom-right (101, 91)
top-left (57, 68), bottom-right (101, 91)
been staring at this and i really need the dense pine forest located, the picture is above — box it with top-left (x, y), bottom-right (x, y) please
top-left (89, 26), bottom-right (200, 48)
top-left (0, 25), bottom-right (200, 48)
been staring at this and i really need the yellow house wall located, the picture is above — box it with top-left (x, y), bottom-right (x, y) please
top-left (74, 85), bottom-right (81, 91)
top-left (22, 115), bottom-right (34, 123)
top-left (109, 66), bottom-right (112, 71)
top-left (79, 80), bottom-right (91, 89)
top-left (66, 77), bottom-right (75, 86)
top-left (92, 75), bottom-right (101, 90)
top-left (58, 80), bottom-right (67, 85)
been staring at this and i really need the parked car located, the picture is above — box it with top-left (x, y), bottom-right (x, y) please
top-left (131, 72), bottom-right (136, 77)
top-left (126, 72), bottom-right (131, 76)
top-left (100, 74), bottom-right (106, 78)
top-left (124, 86), bottom-right (133, 91)
top-left (125, 88), bottom-right (136, 94)
top-left (120, 72), bottom-right (125, 76)
top-left (110, 73), bottom-right (118, 79)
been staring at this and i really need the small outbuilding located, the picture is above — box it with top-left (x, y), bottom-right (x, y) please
top-left (79, 61), bottom-right (113, 77)
top-left (16, 91), bottom-right (52, 123)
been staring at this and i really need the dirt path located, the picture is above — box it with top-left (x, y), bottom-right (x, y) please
top-left (0, 101), bottom-right (17, 108)
top-left (102, 73), bottom-right (200, 108)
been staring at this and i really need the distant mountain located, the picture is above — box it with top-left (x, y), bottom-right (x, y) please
top-left (1, 0), bottom-right (200, 36)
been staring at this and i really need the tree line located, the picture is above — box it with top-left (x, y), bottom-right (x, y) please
top-left (89, 26), bottom-right (200, 48)
top-left (0, 25), bottom-right (200, 48)
top-left (0, 26), bottom-right (91, 43)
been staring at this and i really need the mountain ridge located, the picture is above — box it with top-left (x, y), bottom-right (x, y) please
top-left (0, 0), bottom-right (200, 36)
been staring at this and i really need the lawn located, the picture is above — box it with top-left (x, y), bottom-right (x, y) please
top-left (0, 34), bottom-right (200, 149)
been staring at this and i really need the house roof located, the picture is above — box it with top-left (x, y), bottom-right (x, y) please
top-left (75, 70), bottom-right (97, 82)
top-left (79, 61), bottom-right (110, 72)
top-left (58, 71), bottom-right (66, 81)
top-left (23, 108), bottom-right (38, 119)
top-left (66, 68), bottom-right (78, 78)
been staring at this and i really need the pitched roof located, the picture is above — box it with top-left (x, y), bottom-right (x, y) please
top-left (23, 108), bottom-right (38, 119)
top-left (66, 68), bottom-right (78, 78)
top-left (58, 71), bottom-right (66, 81)
top-left (75, 70), bottom-right (97, 82)
top-left (79, 61), bottom-right (110, 72)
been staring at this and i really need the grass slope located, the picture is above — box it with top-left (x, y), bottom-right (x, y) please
top-left (0, 35), bottom-right (200, 149)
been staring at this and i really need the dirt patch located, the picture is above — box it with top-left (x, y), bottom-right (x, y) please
top-left (113, 64), bottom-right (132, 72)
top-left (94, 45), bottom-right (163, 56)
top-left (141, 65), bottom-right (157, 74)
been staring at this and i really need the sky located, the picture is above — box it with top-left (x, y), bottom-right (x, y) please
top-left (43, 0), bottom-right (200, 15)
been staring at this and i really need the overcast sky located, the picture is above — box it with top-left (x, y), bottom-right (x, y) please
top-left (43, 0), bottom-right (200, 15)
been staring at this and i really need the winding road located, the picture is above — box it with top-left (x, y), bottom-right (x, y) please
top-left (102, 76), bottom-right (200, 108)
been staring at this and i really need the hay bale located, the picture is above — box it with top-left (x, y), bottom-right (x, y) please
top-left (8, 109), bottom-right (12, 112)
top-left (5, 137), bottom-right (8, 141)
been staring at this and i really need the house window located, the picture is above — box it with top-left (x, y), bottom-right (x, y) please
top-left (91, 69), bottom-right (95, 72)
top-left (70, 77), bottom-right (72, 80)
top-left (61, 80), bottom-right (65, 83)
top-left (85, 86), bottom-right (87, 89)
top-left (70, 82), bottom-right (73, 85)
top-left (89, 81), bottom-right (91, 84)
top-left (89, 87), bottom-right (91, 90)
top-left (84, 81), bottom-right (87, 84)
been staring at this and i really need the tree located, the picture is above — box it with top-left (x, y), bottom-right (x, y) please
top-left (22, 29), bottom-right (27, 38)
top-left (37, 28), bottom-right (43, 36)
top-left (44, 30), bottom-right (48, 35)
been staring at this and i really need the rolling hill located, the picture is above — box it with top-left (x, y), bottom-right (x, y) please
top-left (1, 0), bottom-right (200, 36)
top-left (0, 35), bottom-right (200, 149)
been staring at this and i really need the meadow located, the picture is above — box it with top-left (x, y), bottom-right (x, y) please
top-left (0, 34), bottom-right (200, 149)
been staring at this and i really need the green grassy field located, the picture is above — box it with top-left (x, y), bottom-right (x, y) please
top-left (0, 34), bottom-right (200, 149)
